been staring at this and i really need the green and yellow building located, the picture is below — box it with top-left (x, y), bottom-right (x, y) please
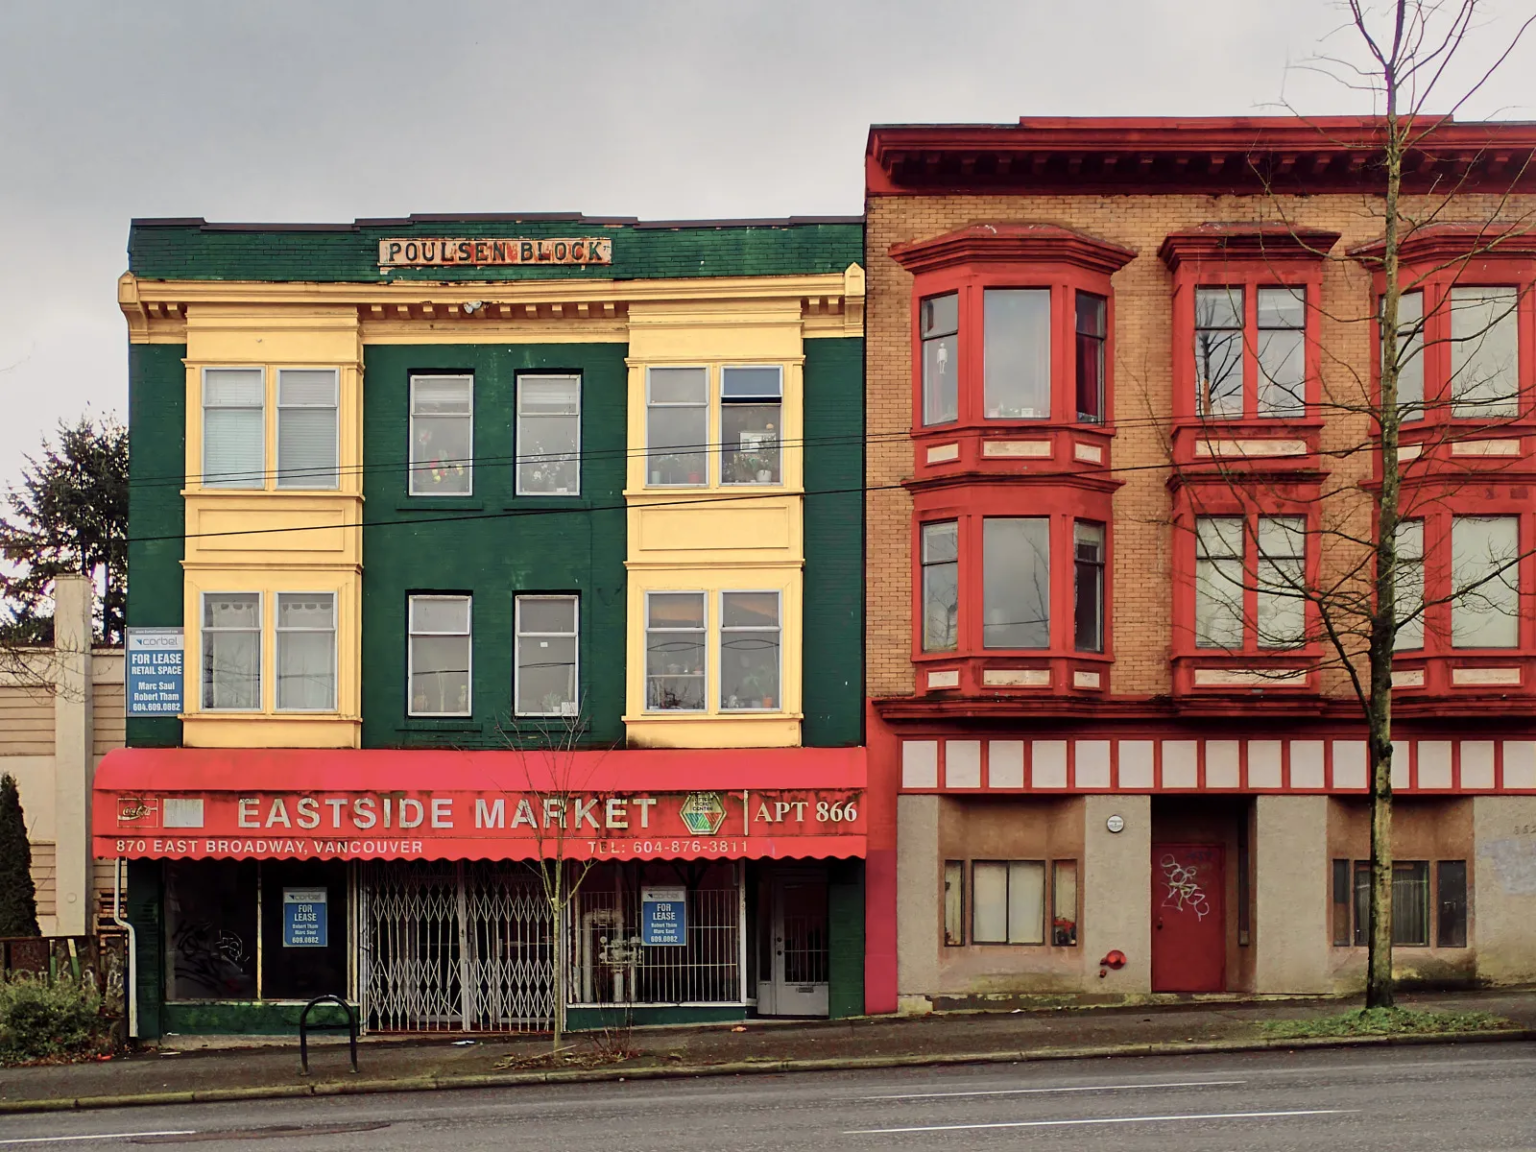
top-left (99, 214), bottom-right (869, 1036)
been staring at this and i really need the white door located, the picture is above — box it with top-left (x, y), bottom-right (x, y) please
top-left (756, 876), bottom-right (829, 1017)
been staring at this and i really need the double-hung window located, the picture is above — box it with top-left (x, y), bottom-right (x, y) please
top-left (275, 593), bottom-right (336, 711)
top-left (1075, 293), bottom-right (1107, 423)
top-left (409, 375), bottom-right (473, 496)
top-left (203, 368), bottom-right (265, 489)
top-left (1451, 515), bottom-right (1519, 648)
top-left (646, 368), bottom-right (709, 486)
top-left (276, 370), bottom-right (339, 489)
top-left (920, 521), bottom-right (959, 653)
top-left (1450, 287), bottom-right (1520, 419)
top-left (920, 293), bottom-right (959, 426)
top-left (720, 592), bottom-right (780, 711)
top-left (721, 367), bottom-right (783, 485)
top-left (984, 289), bottom-right (1051, 419)
top-left (1194, 517), bottom-right (1245, 649)
top-left (1195, 288), bottom-right (1244, 418)
top-left (983, 518), bottom-right (1050, 649)
top-left (515, 595), bottom-right (578, 716)
top-left (1387, 290), bottom-right (1426, 420)
top-left (645, 592), bottom-right (706, 711)
top-left (1256, 516), bottom-right (1306, 648)
top-left (1073, 522), bottom-right (1106, 653)
top-left (1394, 519), bottom-right (1426, 650)
top-left (408, 595), bottom-right (471, 717)
top-left (516, 375), bottom-right (580, 496)
top-left (202, 593), bottom-right (261, 710)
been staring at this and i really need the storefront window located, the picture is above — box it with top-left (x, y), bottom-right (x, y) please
top-left (569, 861), bottom-right (742, 1005)
top-left (165, 859), bottom-right (258, 1000)
top-left (260, 860), bottom-right (349, 1001)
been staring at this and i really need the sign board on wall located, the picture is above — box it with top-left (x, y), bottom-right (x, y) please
top-left (125, 628), bottom-right (183, 716)
top-left (378, 237), bottom-right (613, 268)
top-left (641, 886), bottom-right (687, 947)
top-left (283, 888), bottom-right (328, 948)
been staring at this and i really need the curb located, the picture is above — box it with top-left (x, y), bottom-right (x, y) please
top-left (4, 1027), bottom-right (1533, 1116)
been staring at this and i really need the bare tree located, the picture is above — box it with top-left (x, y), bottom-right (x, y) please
top-left (1162, 0), bottom-right (1535, 1008)
top-left (491, 697), bottom-right (611, 1053)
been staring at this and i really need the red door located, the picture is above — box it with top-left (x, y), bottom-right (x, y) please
top-left (1151, 843), bottom-right (1225, 992)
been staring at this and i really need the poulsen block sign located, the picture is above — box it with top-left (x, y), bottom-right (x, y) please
top-left (98, 788), bottom-right (864, 861)
top-left (125, 628), bottom-right (183, 716)
top-left (379, 237), bottom-right (613, 267)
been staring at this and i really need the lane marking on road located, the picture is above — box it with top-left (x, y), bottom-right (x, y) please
top-left (864, 1078), bottom-right (1246, 1101)
top-left (0, 1133), bottom-right (196, 1147)
top-left (844, 1107), bottom-right (1356, 1135)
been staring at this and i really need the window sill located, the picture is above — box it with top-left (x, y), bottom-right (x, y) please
top-left (913, 655), bottom-right (1111, 696)
top-left (1170, 653), bottom-right (1319, 703)
top-left (394, 500), bottom-right (484, 512)
top-left (398, 718), bottom-right (482, 732)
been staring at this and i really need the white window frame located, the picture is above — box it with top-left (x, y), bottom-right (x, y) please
top-left (201, 591), bottom-right (263, 712)
top-left (407, 594), bottom-right (473, 718)
top-left (409, 374), bottom-right (475, 497)
top-left (644, 590), bottom-right (707, 713)
top-left (274, 591), bottom-right (337, 713)
top-left (275, 368), bottom-right (340, 490)
top-left (645, 365), bottom-right (711, 488)
top-left (514, 594), bottom-right (580, 717)
top-left (516, 374), bottom-right (582, 497)
top-left (201, 366), bottom-right (266, 490)
top-left (718, 589), bottom-right (781, 712)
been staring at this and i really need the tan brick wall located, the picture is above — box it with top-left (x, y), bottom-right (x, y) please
top-left (865, 191), bottom-right (1536, 701)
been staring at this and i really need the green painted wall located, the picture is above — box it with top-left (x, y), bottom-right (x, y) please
top-left (129, 217), bottom-right (862, 285)
top-left (127, 858), bottom-right (164, 1039)
top-left (801, 337), bottom-right (865, 748)
top-left (565, 1005), bottom-right (746, 1031)
top-left (161, 1000), bottom-right (353, 1036)
top-left (828, 859), bottom-right (866, 1019)
top-left (126, 344), bottom-right (186, 749)
top-left (360, 344), bottom-right (629, 748)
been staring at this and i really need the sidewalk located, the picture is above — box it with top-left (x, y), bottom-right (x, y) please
top-left (4, 989), bottom-right (1534, 1114)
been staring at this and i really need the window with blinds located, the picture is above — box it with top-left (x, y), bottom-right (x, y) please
top-left (276, 370), bottom-right (339, 489)
top-left (203, 368), bottom-right (265, 489)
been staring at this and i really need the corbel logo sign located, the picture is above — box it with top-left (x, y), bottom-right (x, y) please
top-left (379, 237), bottom-right (613, 268)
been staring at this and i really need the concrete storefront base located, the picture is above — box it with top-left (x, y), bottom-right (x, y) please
top-left (896, 792), bottom-right (1536, 1006)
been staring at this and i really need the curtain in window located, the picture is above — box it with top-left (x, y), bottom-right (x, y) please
top-left (276, 370), bottom-right (338, 489)
top-left (202, 593), bottom-right (260, 710)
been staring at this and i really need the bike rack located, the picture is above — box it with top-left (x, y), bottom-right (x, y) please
top-left (298, 994), bottom-right (359, 1075)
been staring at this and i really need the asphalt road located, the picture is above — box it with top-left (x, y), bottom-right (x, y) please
top-left (6, 1042), bottom-right (1536, 1151)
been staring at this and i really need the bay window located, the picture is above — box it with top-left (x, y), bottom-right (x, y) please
top-left (1451, 515), bottom-right (1519, 648)
top-left (983, 518), bottom-right (1050, 648)
top-left (984, 289), bottom-right (1051, 419)
top-left (1075, 294), bottom-right (1107, 423)
top-left (1073, 522), bottom-right (1105, 653)
top-left (275, 592), bottom-right (336, 712)
top-left (720, 592), bottom-right (780, 711)
top-left (1195, 288), bottom-right (1243, 418)
top-left (645, 592), bottom-right (706, 711)
top-left (921, 521), bottom-right (959, 653)
top-left (921, 293), bottom-right (959, 426)
top-left (913, 507), bottom-right (1112, 675)
top-left (275, 369), bottom-right (339, 489)
top-left (203, 368), bottom-right (265, 489)
top-left (1193, 514), bottom-right (1310, 652)
top-left (1394, 519), bottom-right (1425, 650)
top-left (202, 592), bottom-right (261, 710)
top-left (721, 367), bottom-right (783, 485)
top-left (1194, 286), bottom-right (1307, 419)
top-left (1388, 290), bottom-right (1426, 419)
top-left (1449, 287), bottom-right (1519, 419)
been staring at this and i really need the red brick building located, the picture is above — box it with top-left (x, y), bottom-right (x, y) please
top-left (862, 117), bottom-right (1536, 1010)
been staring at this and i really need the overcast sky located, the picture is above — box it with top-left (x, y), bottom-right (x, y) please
top-left (1, 0), bottom-right (1532, 490)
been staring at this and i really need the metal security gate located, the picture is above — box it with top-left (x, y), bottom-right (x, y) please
top-left (359, 861), bottom-right (554, 1032)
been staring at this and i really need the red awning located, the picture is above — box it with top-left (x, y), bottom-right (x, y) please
top-left (94, 746), bottom-right (866, 863)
